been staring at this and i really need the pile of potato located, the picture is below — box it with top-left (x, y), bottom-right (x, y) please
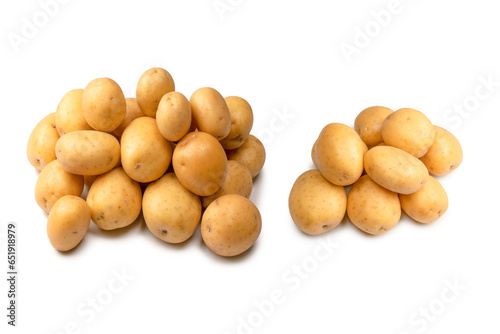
top-left (27, 67), bottom-right (265, 257)
top-left (289, 106), bottom-right (463, 235)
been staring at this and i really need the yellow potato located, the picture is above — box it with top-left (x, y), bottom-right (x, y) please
top-left (399, 176), bottom-right (448, 224)
top-left (121, 117), bottom-right (172, 183)
top-left (55, 89), bottom-right (92, 136)
top-left (419, 126), bottom-right (463, 176)
top-left (347, 175), bottom-right (401, 235)
top-left (173, 131), bottom-right (228, 196)
top-left (226, 135), bottom-right (266, 178)
top-left (219, 96), bottom-right (254, 150)
top-left (354, 106), bottom-right (393, 147)
top-left (27, 113), bottom-right (59, 171)
top-left (47, 195), bottom-right (91, 251)
top-left (289, 170), bottom-right (347, 235)
top-left (190, 87), bottom-right (231, 140)
top-left (136, 67), bottom-right (175, 117)
top-left (381, 108), bottom-right (435, 158)
top-left (143, 173), bottom-right (201, 243)
top-left (112, 98), bottom-right (145, 138)
top-left (87, 167), bottom-right (142, 230)
top-left (201, 194), bottom-right (261, 257)
top-left (156, 91), bottom-right (191, 142)
top-left (311, 139), bottom-right (318, 167)
top-left (82, 78), bottom-right (126, 132)
top-left (56, 130), bottom-right (120, 175)
top-left (364, 146), bottom-right (428, 194)
top-left (35, 160), bottom-right (84, 213)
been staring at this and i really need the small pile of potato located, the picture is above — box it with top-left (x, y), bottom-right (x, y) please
top-left (27, 67), bottom-right (266, 257)
top-left (289, 106), bottom-right (463, 235)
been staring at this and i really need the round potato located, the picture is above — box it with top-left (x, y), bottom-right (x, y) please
top-left (190, 87), bottom-right (231, 140)
top-left (173, 131), bottom-right (228, 196)
top-left (56, 130), bottom-right (120, 175)
top-left (354, 106), bottom-right (393, 147)
top-left (47, 195), bottom-right (91, 251)
top-left (226, 135), bottom-right (266, 178)
top-left (289, 170), bottom-right (347, 235)
top-left (156, 91), bottom-right (191, 142)
top-left (55, 89), bottom-right (92, 136)
top-left (381, 108), bottom-right (435, 158)
top-left (399, 176), bottom-right (448, 224)
top-left (201, 194), bottom-right (261, 257)
top-left (136, 67), bottom-right (175, 117)
top-left (35, 160), bottom-right (84, 213)
top-left (311, 139), bottom-right (318, 167)
top-left (112, 98), bottom-right (145, 138)
top-left (219, 96), bottom-right (254, 150)
top-left (82, 78), bottom-right (126, 132)
top-left (364, 146), bottom-right (429, 194)
top-left (143, 173), bottom-right (201, 243)
top-left (314, 123), bottom-right (365, 186)
top-left (419, 126), bottom-right (463, 176)
top-left (27, 112), bottom-right (59, 171)
top-left (347, 175), bottom-right (401, 235)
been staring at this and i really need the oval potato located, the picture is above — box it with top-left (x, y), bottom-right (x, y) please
top-left (226, 135), bottom-right (266, 178)
top-left (354, 106), bottom-right (393, 147)
top-left (419, 126), bottom-right (463, 176)
top-left (27, 113), bottom-right (59, 171)
top-left (219, 96), bottom-right (254, 150)
top-left (156, 91), bottom-right (191, 142)
top-left (136, 67), bottom-right (175, 117)
top-left (190, 87), bottom-right (231, 140)
top-left (55, 89), bottom-right (92, 136)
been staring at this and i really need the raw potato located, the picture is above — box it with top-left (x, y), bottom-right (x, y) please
top-left (27, 113), bottom-right (59, 171)
top-left (190, 87), bottom-right (231, 140)
top-left (364, 146), bottom-right (428, 194)
top-left (143, 173), bottom-right (201, 243)
top-left (82, 78), bottom-right (126, 132)
top-left (136, 67), bottom-right (175, 117)
top-left (201, 194), bottom-right (261, 257)
top-left (311, 139), bottom-right (318, 166)
top-left (112, 98), bottom-right (145, 138)
top-left (56, 130), bottom-right (120, 175)
top-left (202, 160), bottom-right (253, 208)
top-left (219, 96), bottom-right (254, 150)
top-left (173, 131), bottom-right (228, 196)
top-left (289, 170), bottom-right (347, 235)
top-left (347, 175), bottom-right (401, 235)
top-left (35, 160), bottom-right (84, 213)
top-left (419, 126), bottom-right (463, 176)
top-left (156, 92), bottom-right (191, 142)
top-left (47, 195), bottom-right (91, 251)
top-left (55, 89), bottom-right (92, 136)
top-left (87, 167), bottom-right (142, 230)
top-left (354, 106), bottom-right (393, 147)
top-left (382, 108), bottom-right (435, 158)
top-left (226, 135), bottom-right (266, 178)
top-left (399, 176), bottom-right (448, 224)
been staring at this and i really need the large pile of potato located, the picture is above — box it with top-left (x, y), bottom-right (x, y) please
top-left (27, 67), bottom-right (265, 257)
top-left (289, 106), bottom-right (463, 235)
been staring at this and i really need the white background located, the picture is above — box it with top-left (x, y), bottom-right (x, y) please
top-left (1, 0), bottom-right (500, 333)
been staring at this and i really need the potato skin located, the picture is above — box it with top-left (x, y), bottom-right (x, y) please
top-left (354, 106), bottom-right (393, 147)
top-left (55, 89), bottom-right (92, 136)
top-left (143, 173), bottom-right (201, 243)
top-left (201, 194), bottom-right (261, 257)
top-left (112, 98), bottom-right (145, 138)
top-left (56, 130), bottom-right (120, 175)
top-left (27, 113), bottom-right (59, 171)
top-left (190, 87), bottom-right (231, 140)
top-left (226, 135), bottom-right (266, 178)
top-left (219, 96), bottom-right (254, 150)
top-left (136, 67), bottom-right (175, 117)
top-left (347, 175), bottom-right (401, 235)
top-left (35, 160), bottom-right (84, 213)
top-left (47, 195), bottom-right (91, 251)
top-left (289, 170), bottom-right (347, 235)
top-left (311, 139), bottom-right (318, 167)
top-left (156, 92), bottom-right (191, 142)
top-left (419, 126), bottom-right (463, 176)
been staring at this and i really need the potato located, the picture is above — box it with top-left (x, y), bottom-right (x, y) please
top-left (219, 96), bottom-right (254, 150)
top-left (82, 78), bottom-right (126, 132)
top-left (311, 139), bottom-right (318, 166)
top-left (354, 106), bottom-right (393, 147)
top-left (143, 173), bottom-right (201, 243)
top-left (35, 160), bottom-right (84, 213)
top-left (47, 195), bottom-right (91, 251)
top-left (190, 87), bottom-right (231, 140)
top-left (27, 113), bottom-right (59, 171)
top-left (136, 67), bottom-right (175, 117)
top-left (364, 146), bottom-right (428, 194)
top-left (121, 117), bottom-right (172, 183)
top-left (419, 126), bottom-right (463, 176)
top-left (173, 131), bottom-right (228, 196)
top-left (202, 160), bottom-right (253, 208)
top-left (382, 108), bottom-right (435, 158)
top-left (289, 170), bottom-right (347, 235)
top-left (56, 130), bottom-right (120, 175)
top-left (87, 167), bottom-right (142, 230)
top-left (55, 89), bottom-right (92, 136)
top-left (201, 194), bottom-right (261, 257)
top-left (399, 176), bottom-right (448, 224)
top-left (226, 135), bottom-right (266, 178)
top-left (112, 98), bottom-right (145, 138)
top-left (314, 123), bottom-right (365, 186)
top-left (156, 91), bottom-right (191, 142)
top-left (347, 175), bottom-right (401, 235)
